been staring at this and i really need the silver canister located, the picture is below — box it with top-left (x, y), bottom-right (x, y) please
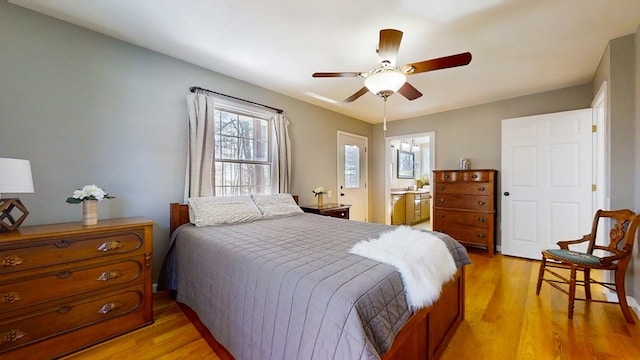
top-left (459, 158), bottom-right (471, 170)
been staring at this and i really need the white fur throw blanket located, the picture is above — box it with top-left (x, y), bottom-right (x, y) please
top-left (349, 226), bottom-right (457, 310)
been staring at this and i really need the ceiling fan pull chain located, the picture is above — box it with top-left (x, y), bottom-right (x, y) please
top-left (383, 97), bottom-right (388, 132)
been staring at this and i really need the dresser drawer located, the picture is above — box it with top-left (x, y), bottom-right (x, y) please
top-left (320, 208), bottom-right (350, 219)
top-left (433, 224), bottom-right (491, 247)
top-left (0, 257), bottom-right (144, 313)
top-left (434, 170), bottom-right (494, 182)
top-left (434, 194), bottom-right (491, 211)
top-left (0, 229), bottom-right (145, 275)
top-left (434, 182), bottom-right (491, 195)
top-left (433, 209), bottom-right (491, 228)
top-left (0, 285), bottom-right (144, 354)
top-left (434, 171), bottom-right (460, 182)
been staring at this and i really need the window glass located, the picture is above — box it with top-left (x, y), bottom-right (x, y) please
top-left (214, 106), bottom-right (272, 195)
top-left (344, 144), bottom-right (360, 189)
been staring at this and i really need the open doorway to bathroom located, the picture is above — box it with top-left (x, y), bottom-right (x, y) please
top-left (384, 132), bottom-right (435, 228)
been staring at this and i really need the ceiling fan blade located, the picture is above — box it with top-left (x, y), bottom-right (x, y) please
top-left (378, 29), bottom-right (403, 66)
top-left (398, 82), bottom-right (423, 101)
top-left (344, 87), bottom-right (369, 103)
top-left (312, 72), bottom-right (362, 78)
top-left (402, 52), bottom-right (472, 75)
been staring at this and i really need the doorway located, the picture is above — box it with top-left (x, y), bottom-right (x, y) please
top-left (337, 131), bottom-right (368, 222)
top-left (384, 132), bottom-right (436, 225)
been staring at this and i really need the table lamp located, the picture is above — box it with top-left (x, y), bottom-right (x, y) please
top-left (0, 158), bottom-right (34, 232)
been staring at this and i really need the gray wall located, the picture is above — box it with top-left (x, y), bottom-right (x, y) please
top-left (369, 85), bottom-right (594, 226)
top-left (0, 2), bottom-right (371, 281)
top-left (636, 25), bottom-right (640, 302)
top-left (593, 33), bottom-right (638, 299)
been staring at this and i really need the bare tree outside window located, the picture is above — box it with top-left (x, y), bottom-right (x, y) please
top-left (214, 108), bottom-right (271, 195)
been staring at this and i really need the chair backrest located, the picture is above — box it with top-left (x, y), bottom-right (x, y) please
top-left (587, 209), bottom-right (640, 267)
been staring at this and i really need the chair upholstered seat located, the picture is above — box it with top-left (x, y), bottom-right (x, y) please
top-left (545, 249), bottom-right (601, 266)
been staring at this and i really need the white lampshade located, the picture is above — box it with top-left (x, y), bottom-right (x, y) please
top-left (364, 69), bottom-right (407, 96)
top-left (0, 158), bottom-right (34, 194)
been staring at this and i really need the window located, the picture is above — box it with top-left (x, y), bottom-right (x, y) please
top-left (213, 103), bottom-right (273, 195)
top-left (344, 144), bottom-right (360, 188)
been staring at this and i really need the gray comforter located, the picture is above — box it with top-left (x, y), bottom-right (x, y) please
top-left (160, 213), bottom-right (469, 360)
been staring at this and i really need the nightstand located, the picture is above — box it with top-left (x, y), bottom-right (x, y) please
top-left (300, 203), bottom-right (351, 219)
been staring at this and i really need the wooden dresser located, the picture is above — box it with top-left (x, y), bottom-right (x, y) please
top-left (0, 217), bottom-right (154, 359)
top-left (300, 203), bottom-right (351, 219)
top-left (432, 170), bottom-right (497, 256)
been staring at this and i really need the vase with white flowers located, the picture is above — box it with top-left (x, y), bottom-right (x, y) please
top-left (66, 184), bottom-right (115, 225)
top-left (312, 186), bottom-right (327, 207)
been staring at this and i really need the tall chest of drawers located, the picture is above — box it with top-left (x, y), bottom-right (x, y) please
top-left (0, 217), bottom-right (154, 359)
top-left (432, 170), bottom-right (497, 256)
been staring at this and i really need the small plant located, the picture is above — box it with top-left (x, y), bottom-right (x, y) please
top-left (66, 184), bottom-right (115, 203)
top-left (312, 186), bottom-right (327, 197)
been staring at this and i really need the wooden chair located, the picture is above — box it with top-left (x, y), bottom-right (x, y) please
top-left (536, 209), bottom-right (640, 323)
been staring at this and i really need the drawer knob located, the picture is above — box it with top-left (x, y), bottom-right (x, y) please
top-left (438, 214), bottom-right (445, 218)
top-left (1, 292), bottom-right (22, 303)
top-left (478, 201), bottom-right (486, 206)
top-left (477, 234), bottom-right (485, 239)
top-left (97, 241), bottom-right (122, 252)
top-left (438, 186), bottom-right (445, 190)
top-left (340, 212), bottom-right (345, 217)
top-left (0, 255), bottom-right (23, 268)
top-left (55, 240), bottom-right (71, 248)
top-left (444, 175), bottom-right (450, 179)
top-left (478, 187), bottom-right (486, 191)
top-left (472, 174), bottom-right (478, 179)
top-left (97, 301), bottom-right (122, 315)
top-left (56, 270), bottom-right (72, 279)
top-left (57, 305), bottom-right (71, 314)
top-left (2, 329), bottom-right (26, 344)
top-left (439, 198), bottom-right (445, 203)
top-left (477, 217), bottom-right (485, 223)
top-left (97, 270), bottom-right (122, 281)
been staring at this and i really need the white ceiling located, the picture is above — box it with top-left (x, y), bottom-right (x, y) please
top-left (9, 0), bottom-right (640, 123)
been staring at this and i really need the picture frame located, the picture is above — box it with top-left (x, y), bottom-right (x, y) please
top-left (397, 150), bottom-right (415, 179)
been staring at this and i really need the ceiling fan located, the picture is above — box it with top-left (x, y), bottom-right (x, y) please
top-left (312, 29), bottom-right (472, 103)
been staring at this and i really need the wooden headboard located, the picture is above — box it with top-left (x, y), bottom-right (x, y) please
top-left (169, 203), bottom-right (190, 235)
top-left (170, 195), bottom-right (299, 235)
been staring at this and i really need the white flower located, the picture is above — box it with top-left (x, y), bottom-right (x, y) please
top-left (66, 184), bottom-right (114, 203)
top-left (312, 186), bottom-right (327, 196)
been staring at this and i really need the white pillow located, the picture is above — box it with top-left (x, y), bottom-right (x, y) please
top-left (188, 196), bottom-right (263, 227)
top-left (251, 193), bottom-right (303, 218)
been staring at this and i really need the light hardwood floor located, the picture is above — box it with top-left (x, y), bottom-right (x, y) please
top-left (63, 250), bottom-right (640, 359)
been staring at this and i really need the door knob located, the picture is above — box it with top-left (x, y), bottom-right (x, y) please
top-left (504, 192), bottom-right (510, 196)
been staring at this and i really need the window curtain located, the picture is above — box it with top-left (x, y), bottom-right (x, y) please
top-left (184, 92), bottom-right (216, 200)
top-left (272, 113), bottom-right (292, 193)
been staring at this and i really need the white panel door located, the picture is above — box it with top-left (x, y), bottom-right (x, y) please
top-left (501, 109), bottom-right (592, 259)
top-left (337, 131), bottom-right (368, 222)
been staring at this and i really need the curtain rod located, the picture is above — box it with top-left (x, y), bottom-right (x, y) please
top-left (190, 86), bottom-right (283, 114)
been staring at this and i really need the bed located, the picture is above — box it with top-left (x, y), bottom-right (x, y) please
top-left (162, 196), bottom-right (469, 360)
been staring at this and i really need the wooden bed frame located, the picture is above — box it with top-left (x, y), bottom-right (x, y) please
top-left (169, 202), bottom-right (464, 360)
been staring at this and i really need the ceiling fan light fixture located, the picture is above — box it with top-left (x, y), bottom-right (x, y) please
top-left (364, 68), bottom-right (406, 98)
